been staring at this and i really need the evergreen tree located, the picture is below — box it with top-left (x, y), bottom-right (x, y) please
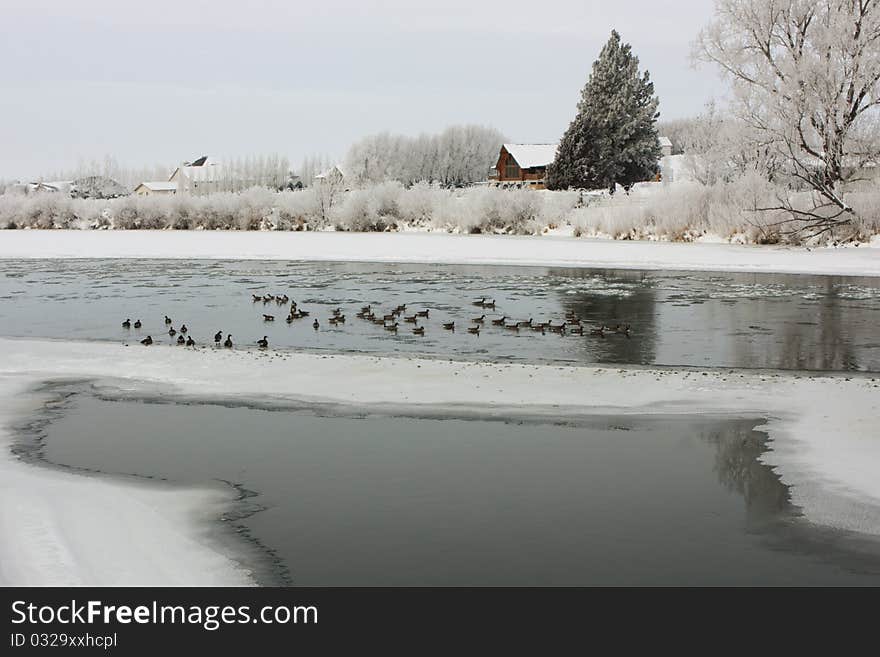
top-left (547, 30), bottom-right (661, 191)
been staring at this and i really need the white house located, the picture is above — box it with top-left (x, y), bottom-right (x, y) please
top-left (314, 164), bottom-right (346, 185)
top-left (168, 156), bottom-right (226, 195)
top-left (133, 181), bottom-right (178, 196)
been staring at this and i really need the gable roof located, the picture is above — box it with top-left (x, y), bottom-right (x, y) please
top-left (136, 181), bottom-right (178, 192)
top-left (503, 143), bottom-right (558, 169)
top-left (658, 136), bottom-right (673, 148)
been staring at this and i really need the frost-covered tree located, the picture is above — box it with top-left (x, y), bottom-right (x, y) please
top-left (696, 0), bottom-right (880, 234)
top-left (547, 30), bottom-right (661, 191)
top-left (344, 125), bottom-right (505, 187)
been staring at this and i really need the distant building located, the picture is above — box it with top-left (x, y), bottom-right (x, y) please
top-left (27, 180), bottom-right (72, 194)
top-left (659, 136), bottom-right (673, 158)
top-left (489, 144), bottom-right (558, 189)
top-left (133, 181), bottom-right (177, 196)
top-left (168, 156), bottom-right (225, 195)
top-left (314, 164), bottom-right (346, 185)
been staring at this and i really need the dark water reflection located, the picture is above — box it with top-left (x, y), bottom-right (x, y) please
top-left (17, 386), bottom-right (880, 586)
top-left (1, 259), bottom-right (879, 371)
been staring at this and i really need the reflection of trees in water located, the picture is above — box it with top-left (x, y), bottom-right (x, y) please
top-left (703, 420), bottom-right (791, 528)
top-left (731, 277), bottom-right (862, 371)
top-left (549, 269), bottom-right (658, 365)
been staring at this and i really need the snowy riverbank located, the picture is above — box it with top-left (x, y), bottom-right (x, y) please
top-left (2, 230), bottom-right (880, 277)
top-left (1, 337), bottom-right (878, 585)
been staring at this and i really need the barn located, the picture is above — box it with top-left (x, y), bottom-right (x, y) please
top-left (489, 144), bottom-right (558, 189)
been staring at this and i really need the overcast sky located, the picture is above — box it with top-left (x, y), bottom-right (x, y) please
top-left (0, 0), bottom-right (724, 179)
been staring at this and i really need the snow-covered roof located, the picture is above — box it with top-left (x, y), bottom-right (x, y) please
top-left (503, 144), bottom-right (558, 169)
top-left (137, 181), bottom-right (178, 192)
top-left (315, 164), bottom-right (346, 180)
top-left (658, 136), bottom-right (673, 148)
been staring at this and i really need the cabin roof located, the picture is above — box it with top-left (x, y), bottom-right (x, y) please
top-left (503, 143), bottom-right (558, 169)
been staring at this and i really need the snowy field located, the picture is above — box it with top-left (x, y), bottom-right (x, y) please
top-left (2, 230), bottom-right (880, 277)
top-left (1, 337), bottom-right (878, 585)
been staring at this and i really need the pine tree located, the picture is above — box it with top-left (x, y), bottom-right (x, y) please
top-left (547, 30), bottom-right (661, 191)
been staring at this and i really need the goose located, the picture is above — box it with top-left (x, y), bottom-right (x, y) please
top-left (416, 309), bottom-right (429, 318)
top-left (263, 314), bottom-right (275, 322)
top-left (491, 316), bottom-right (507, 326)
top-left (589, 326), bottom-right (606, 337)
top-left (471, 315), bottom-right (485, 324)
top-left (297, 309), bottom-right (310, 317)
top-left (262, 295), bottom-right (274, 303)
top-left (122, 319), bottom-right (131, 329)
top-left (257, 336), bottom-right (269, 348)
top-left (332, 307), bottom-right (343, 316)
top-left (279, 294), bottom-right (289, 304)
top-left (286, 314), bottom-right (294, 324)
top-left (531, 323), bottom-right (547, 333)
top-left (313, 319), bottom-right (319, 330)
top-left (467, 326), bottom-right (481, 335)
top-left (133, 320), bottom-right (142, 329)
top-left (177, 334), bottom-right (186, 345)
top-left (252, 294), bottom-right (262, 302)
top-left (472, 297), bottom-right (486, 306)
top-left (404, 315), bottom-right (419, 324)
top-left (517, 318), bottom-right (533, 328)
top-left (504, 323), bottom-right (520, 331)
top-left (372, 317), bottom-right (387, 325)
top-left (569, 326), bottom-right (585, 335)
top-left (481, 300), bottom-right (497, 309)
top-left (168, 326), bottom-right (177, 337)
top-left (180, 324), bottom-right (188, 334)
top-left (613, 323), bottom-right (631, 335)
top-left (185, 336), bottom-right (195, 346)
top-left (384, 322), bottom-right (399, 333)
top-left (548, 323), bottom-right (566, 334)
top-left (413, 326), bottom-right (425, 336)
top-left (383, 314), bottom-right (396, 322)
top-left (224, 335), bottom-right (233, 348)
top-left (164, 315), bottom-right (172, 324)
top-left (214, 330), bottom-right (223, 344)
top-left (442, 321), bottom-right (455, 331)
top-left (140, 335), bottom-right (153, 346)
top-left (360, 305), bottom-right (372, 314)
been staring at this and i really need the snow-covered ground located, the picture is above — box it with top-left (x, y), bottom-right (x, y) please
top-left (1, 337), bottom-right (878, 585)
top-left (2, 230), bottom-right (879, 277)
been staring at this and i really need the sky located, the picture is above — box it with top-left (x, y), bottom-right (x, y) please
top-left (0, 0), bottom-right (725, 179)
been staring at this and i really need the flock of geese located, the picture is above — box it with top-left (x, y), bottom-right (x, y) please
top-left (122, 292), bottom-right (632, 350)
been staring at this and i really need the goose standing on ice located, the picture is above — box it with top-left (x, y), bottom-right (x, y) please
top-left (223, 335), bottom-right (233, 348)
top-left (177, 334), bottom-right (186, 345)
top-left (165, 315), bottom-right (172, 324)
top-left (133, 319), bottom-right (142, 329)
top-left (140, 336), bottom-right (153, 346)
top-left (214, 331), bottom-right (223, 344)
top-left (186, 336), bottom-right (195, 346)
top-left (257, 336), bottom-right (269, 349)
top-left (122, 319), bottom-right (131, 329)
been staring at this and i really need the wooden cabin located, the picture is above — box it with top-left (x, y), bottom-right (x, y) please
top-left (489, 144), bottom-right (558, 189)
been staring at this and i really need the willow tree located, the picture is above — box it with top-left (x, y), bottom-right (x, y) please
top-left (547, 30), bottom-right (661, 192)
top-left (696, 0), bottom-right (880, 235)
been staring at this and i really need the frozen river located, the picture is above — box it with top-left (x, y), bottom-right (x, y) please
top-left (17, 384), bottom-right (880, 586)
top-left (2, 259), bottom-right (879, 371)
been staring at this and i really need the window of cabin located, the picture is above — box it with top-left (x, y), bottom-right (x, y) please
top-left (505, 156), bottom-right (519, 179)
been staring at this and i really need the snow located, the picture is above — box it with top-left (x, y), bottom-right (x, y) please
top-left (0, 373), bottom-right (255, 586)
top-left (135, 181), bottom-right (177, 192)
top-left (1, 337), bottom-right (878, 585)
top-left (2, 230), bottom-right (879, 277)
top-left (504, 143), bottom-right (558, 169)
